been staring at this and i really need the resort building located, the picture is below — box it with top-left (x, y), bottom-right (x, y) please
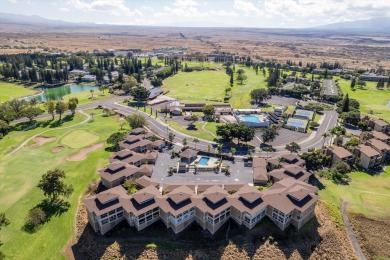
top-left (158, 186), bottom-right (196, 234)
top-left (262, 178), bottom-right (318, 230)
top-left (84, 186), bottom-right (127, 235)
top-left (359, 72), bottom-right (390, 82)
top-left (192, 186), bottom-right (231, 235)
top-left (366, 138), bottom-right (390, 161)
top-left (325, 146), bottom-right (355, 165)
top-left (356, 145), bottom-right (382, 170)
top-left (369, 119), bottom-right (390, 134)
top-left (268, 165), bottom-right (312, 183)
top-left (361, 130), bottom-right (390, 144)
top-left (322, 79), bottom-right (338, 99)
top-left (267, 154), bottom-right (305, 171)
top-left (252, 157), bottom-right (268, 185)
top-left (99, 162), bottom-right (142, 188)
top-left (121, 185), bottom-right (161, 231)
top-left (81, 75), bottom-right (96, 82)
top-left (84, 178), bottom-right (319, 235)
top-left (229, 185), bottom-right (267, 229)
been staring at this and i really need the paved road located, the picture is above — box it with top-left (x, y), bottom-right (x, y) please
top-left (342, 201), bottom-right (367, 260)
top-left (13, 96), bottom-right (338, 156)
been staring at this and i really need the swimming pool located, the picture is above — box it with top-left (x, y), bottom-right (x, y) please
top-left (242, 115), bottom-right (261, 123)
top-left (198, 156), bottom-right (210, 166)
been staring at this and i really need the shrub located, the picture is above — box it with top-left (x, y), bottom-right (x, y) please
top-left (25, 208), bottom-right (47, 231)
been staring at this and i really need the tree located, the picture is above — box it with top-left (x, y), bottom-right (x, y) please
top-left (277, 157), bottom-right (284, 168)
top-left (188, 115), bottom-right (198, 126)
top-left (90, 89), bottom-right (94, 99)
top-left (309, 121), bottom-right (320, 128)
top-left (26, 208), bottom-right (46, 229)
top-left (230, 73), bottom-right (234, 87)
top-left (0, 120), bottom-right (10, 137)
top-left (341, 93), bottom-right (350, 112)
top-left (168, 132), bottom-right (175, 145)
top-left (236, 73), bottom-right (247, 84)
top-left (330, 126), bottom-right (346, 145)
top-left (44, 100), bottom-right (56, 120)
top-left (0, 212), bottom-right (10, 259)
top-left (301, 150), bottom-right (330, 171)
top-left (356, 80), bottom-right (366, 89)
top-left (182, 138), bottom-right (187, 147)
top-left (122, 76), bottom-right (137, 92)
top-left (55, 101), bottom-right (68, 120)
top-left (250, 89), bottom-right (269, 104)
top-left (20, 107), bottom-right (44, 122)
top-left (193, 138), bottom-right (199, 149)
top-left (68, 101), bottom-right (77, 115)
top-left (331, 161), bottom-right (351, 174)
top-left (321, 132), bottom-right (329, 148)
top-left (37, 169), bottom-right (74, 203)
top-left (126, 114), bottom-right (147, 129)
top-left (132, 87), bottom-right (150, 101)
top-left (107, 132), bottom-right (125, 151)
top-left (261, 125), bottom-right (279, 144)
top-left (230, 147), bottom-right (236, 157)
top-left (350, 77), bottom-right (356, 89)
top-left (150, 77), bottom-right (162, 88)
top-left (202, 104), bottom-right (215, 118)
top-left (285, 142), bottom-right (301, 153)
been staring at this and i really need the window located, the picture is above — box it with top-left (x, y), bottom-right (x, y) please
top-left (101, 219), bottom-right (109, 225)
top-left (109, 210), bottom-right (116, 215)
top-left (117, 212), bottom-right (124, 218)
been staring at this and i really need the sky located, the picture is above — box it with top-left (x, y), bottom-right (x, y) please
top-left (2, 0), bottom-right (390, 28)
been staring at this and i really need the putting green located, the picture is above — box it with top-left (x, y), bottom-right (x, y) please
top-left (60, 129), bottom-right (100, 148)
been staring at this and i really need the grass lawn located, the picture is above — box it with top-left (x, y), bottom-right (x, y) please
top-left (168, 121), bottom-right (217, 142)
top-left (0, 81), bottom-right (39, 101)
top-left (162, 65), bottom-right (268, 108)
top-left (63, 90), bottom-right (113, 105)
top-left (60, 129), bottom-right (100, 148)
top-left (337, 77), bottom-right (390, 122)
top-left (0, 112), bottom-right (130, 259)
top-left (318, 168), bottom-right (390, 219)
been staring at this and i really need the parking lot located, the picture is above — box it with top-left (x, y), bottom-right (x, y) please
top-left (151, 148), bottom-right (253, 185)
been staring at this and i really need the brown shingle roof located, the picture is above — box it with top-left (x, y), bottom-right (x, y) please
top-left (223, 183), bottom-right (246, 192)
top-left (197, 184), bottom-right (222, 193)
top-left (99, 163), bottom-right (140, 182)
top-left (84, 186), bottom-right (127, 216)
top-left (268, 165), bottom-right (311, 182)
top-left (359, 145), bottom-right (380, 157)
top-left (131, 185), bottom-right (160, 204)
top-left (202, 185), bottom-right (228, 204)
top-left (253, 157), bottom-right (268, 182)
top-left (180, 149), bottom-right (198, 159)
top-left (131, 128), bottom-right (147, 135)
top-left (262, 178), bottom-right (318, 214)
top-left (135, 176), bottom-right (159, 188)
top-left (237, 185), bottom-right (262, 203)
top-left (162, 183), bottom-right (196, 193)
top-left (368, 138), bottom-right (390, 151)
top-left (167, 186), bottom-right (195, 204)
top-left (329, 146), bottom-right (353, 159)
top-left (371, 131), bottom-right (389, 141)
top-left (120, 139), bottom-right (152, 151)
top-left (109, 151), bottom-right (145, 165)
top-left (374, 119), bottom-right (389, 127)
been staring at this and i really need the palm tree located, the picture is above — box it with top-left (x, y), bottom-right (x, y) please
top-left (193, 138), bottom-right (199, 149)
top-left (322, 132), bottom-right (329, 148)
top-left (182, 138), bottom-right (187, 147)
top-left (330, 127), bottom-right (337, 145)
top-left (217, 144), bottom-right (223, 159)
top-left (90, 89), bottom-right (94, 99)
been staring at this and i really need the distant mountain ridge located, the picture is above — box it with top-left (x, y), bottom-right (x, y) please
top-left (1, 12), bottom-right (390, 32)
top-left (312, 17), bottom-right (390, 32)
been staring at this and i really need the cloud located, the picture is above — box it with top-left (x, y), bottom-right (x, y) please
top-left (59, 7), bottom-right (70, 12)
top-left (66, 0), bottom-right (142, 16)
top-left (233, 0), bottom-right (263, 16)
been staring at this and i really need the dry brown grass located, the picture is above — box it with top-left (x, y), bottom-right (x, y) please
top-left (349, 213), bottom-right (390, 260)
top-left (1, 24), bottom-right (390, 68)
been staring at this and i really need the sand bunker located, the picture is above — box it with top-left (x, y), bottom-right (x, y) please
top-left (30, 136), bottom-right (56, 147)
top-left (51, 146), bottom-right (64, 153)
top-left (66, 142), bottom-right (104, 161)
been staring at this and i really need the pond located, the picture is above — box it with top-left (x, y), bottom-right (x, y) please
top-left (387, 100), bottom-right (390, 107)
top-left (23, 84), bottom-right (98, 102)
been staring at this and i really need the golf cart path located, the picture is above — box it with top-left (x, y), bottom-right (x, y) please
top-left (5, 110), bottom-right (92, 157)
top-left (342, 201), bottom-right (367, 260)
